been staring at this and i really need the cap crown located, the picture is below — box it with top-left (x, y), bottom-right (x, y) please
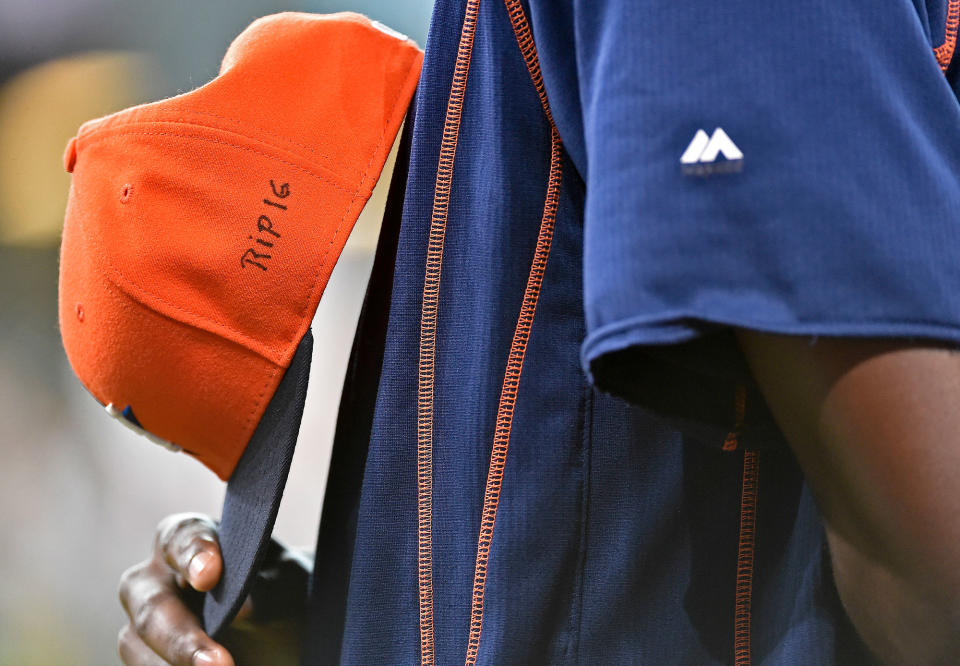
top-left (59, 13), bottom-right (422, 477)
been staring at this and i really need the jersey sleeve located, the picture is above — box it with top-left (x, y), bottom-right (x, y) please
top-left (576, 0), bottom-right (960, 448)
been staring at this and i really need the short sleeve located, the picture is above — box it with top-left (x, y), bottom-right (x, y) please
top-left (575, 0), bottom-right (960, 447)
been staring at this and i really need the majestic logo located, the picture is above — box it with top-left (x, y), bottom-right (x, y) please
top-left (680, 128), bottom-right (743, 176)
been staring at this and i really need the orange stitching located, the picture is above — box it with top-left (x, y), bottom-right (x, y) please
top-left (79, 43), bottom-right (421, 179)
top-left (77, 123), bottom-right (368, 363)
top-left (417, 1), bottom-right (481, 663)
top-left (76, 53), bottom-right (420, 475)
top-left (503, 0), bottom-right (555, 123)
top-left (289, 51), bottom-right (423, 346)
top-left (464, 128), bottom-right (562, 665)
top-left (734, 451), bottom-right (759, 666)
top-left (935, 0), bottom-right (960, 71)
top-left (722, 384), bottom-right (747, 451)
top-left (79, 121), bottom-right (356, 192)
top-left (178, 107), bottom-right (361, 169)
top-left (98, 274), bottom-right (279, 473)
top-left (464, 3), bottom-right (562, 663)
top-left (81, 112), bottom-right (357, 180)
top-left (74, 53), bottom-right (422, 371)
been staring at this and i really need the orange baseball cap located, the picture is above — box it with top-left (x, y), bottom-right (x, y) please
top-left (58, 12), bottom-right (421, 635)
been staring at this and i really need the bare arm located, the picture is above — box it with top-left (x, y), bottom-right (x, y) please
top-left (736, 332), bottom-right (960, 665)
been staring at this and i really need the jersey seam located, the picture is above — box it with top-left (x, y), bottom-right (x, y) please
top-left (572, 384), bottom-right (593, 666)
top-left (722, 385), bottom-right (747, 452)
top-left (463, 1), bottom-right (565, 661)
top-left (734, 450), bottom-right (759, 666)
top-left (934, 0), bottom-right (960, 71)
top-left (464, 126), bottom-right (563, 664)
top-left (416, 0), bottom-right (482, 662)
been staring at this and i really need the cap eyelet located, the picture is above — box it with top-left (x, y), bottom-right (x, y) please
top-left (120, 184), bottom-right (133, 203)
top-left (76, 304), bottom-right (84, 322)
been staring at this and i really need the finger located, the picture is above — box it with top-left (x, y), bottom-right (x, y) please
top-left (119, 560), bottom-right (173, 620)
top-left (117, 624), bottom-right (168, 666)
top-left (155, 514), bottom-right (223, 592)
top-left (134, 588), bottom-right (234, 665)
top-left (121, 566), bottom-right (234, 666)
top-left (119, 622), bottom-right (233, 666)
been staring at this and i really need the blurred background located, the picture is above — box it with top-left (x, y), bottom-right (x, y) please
top-left (0, 1), bottom-right (431, 663)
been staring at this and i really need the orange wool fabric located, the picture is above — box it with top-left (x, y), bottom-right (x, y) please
top-left (59, 12), bottom-right (423, 479)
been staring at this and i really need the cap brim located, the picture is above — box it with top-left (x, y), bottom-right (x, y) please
top-left (203, 329), bottom-right (313, 637)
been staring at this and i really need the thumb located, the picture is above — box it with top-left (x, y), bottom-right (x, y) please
top-left (185, 541), bottom-right (223, 593)
top-left (157, 513), bottom-right (224, 593)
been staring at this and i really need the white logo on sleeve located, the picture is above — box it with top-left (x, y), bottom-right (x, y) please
top-left (681, 128), bottom-right (743, 175)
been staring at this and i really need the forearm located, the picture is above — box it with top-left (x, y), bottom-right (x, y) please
top-left (736, 332), bottom-right (960, 665)
top-left (825, 527), bottom-right (960, 665)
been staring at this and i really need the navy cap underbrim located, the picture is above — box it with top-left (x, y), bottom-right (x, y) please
top-left (203, 329), bottom-right (313, 637)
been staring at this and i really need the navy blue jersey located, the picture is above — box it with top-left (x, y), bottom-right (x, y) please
top-left (302, 1), bottom-right (960, 663)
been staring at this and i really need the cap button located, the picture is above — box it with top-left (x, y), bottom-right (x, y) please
top-left (64, 136), bottom-right (78, 173)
